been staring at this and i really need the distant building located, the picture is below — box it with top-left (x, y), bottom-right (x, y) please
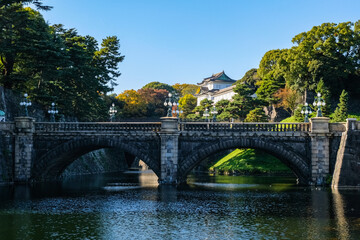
top-left (196, 71), bottom-right (237, 106)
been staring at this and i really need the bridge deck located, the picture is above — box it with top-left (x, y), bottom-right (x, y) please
top-left (32, 122), bottom-right (311, 133)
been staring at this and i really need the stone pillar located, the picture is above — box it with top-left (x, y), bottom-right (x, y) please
top-left (310, 117), bottom-right (330, 185)
top-left (345, 118), bottom-right (357, 131)
top-left (159, 117), bottom-right (179, 185)
top-left (14, 117), bottom-right (35, 183)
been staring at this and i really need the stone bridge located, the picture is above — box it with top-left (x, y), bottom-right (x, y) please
top-left (0, 117), bottom-right (359, 187)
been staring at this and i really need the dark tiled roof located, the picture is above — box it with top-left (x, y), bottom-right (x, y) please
top-left (198, 71), bottom-right (236, 85)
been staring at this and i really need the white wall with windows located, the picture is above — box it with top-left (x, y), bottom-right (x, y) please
top-left (203, 83), bottom-right (232, 91)
top-left (213, 91), bottom-right (236, 103)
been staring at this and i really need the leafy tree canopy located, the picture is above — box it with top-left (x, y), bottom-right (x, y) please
top-left (236, 68), bottom-right (261, 88)
top-left (285, 21), bottom-right (360, 96)
top-left (219, 83), bottom-right (259, 121)
top-left (172, 83), bottom-right (199, 97)
top-left (0, 3), bottom-right (124, 121)
top-left (137, 88), bottom-right (168, 117)
top-left (245, 108), bottom-right (268, 122)
top-left (142, 81), bottom-right (175, 92)
top-left (273, 87), bottom-right (300, 116)
top-left (1, 0), bottom-right (51, 10)
top-left (179, 94), bottom-right (197, 117)
top-left (116, 90), bottom-right (147, 118)
top-left (215, 99), bottom-right (230, 115)
top-left (193, 98), bottom-right (213, 116)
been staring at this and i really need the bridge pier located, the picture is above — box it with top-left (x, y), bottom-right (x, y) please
top-left (332, 118), bottom-right (360, 188)
top-left (310, 117), bottom-right (330, 185)
top-left (14, 117), bottom-right (35, 183)
top-left (159, 118), bottom-right (179, 185)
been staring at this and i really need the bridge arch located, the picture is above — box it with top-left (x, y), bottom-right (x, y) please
top-left (32, 137), bottom-right (160, 180)
top-left (178, 137), bottom-right (310, 184)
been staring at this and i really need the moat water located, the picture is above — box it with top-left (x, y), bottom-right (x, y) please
top-left (1, 171), bottom-right (360, 240)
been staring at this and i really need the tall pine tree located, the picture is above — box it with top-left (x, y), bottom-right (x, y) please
top-left (333, 90), bottom-right (348, 122)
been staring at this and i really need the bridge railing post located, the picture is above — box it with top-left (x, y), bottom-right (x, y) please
top-left (346, 118), bottom-right (357, 132)
top-left (14, 117), bottom-right (35, 183)
top-left (310, 117), bottom-right (330, 185)
top-left (159, 117), bottom-right (179, 185)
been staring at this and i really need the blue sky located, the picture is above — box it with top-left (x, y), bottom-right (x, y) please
top-left (39, 0), bottom-right (360, 94)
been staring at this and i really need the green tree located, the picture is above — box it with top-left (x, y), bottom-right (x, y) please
top-left (274, 87), bottom-right (301, 116)
top-left (142, 81), bottom-right (175, 92)
top-left (137, 88), bottom-right (168, 117)
top-left (255, 78), bottom-right (285, 105)
top-left (286, 22), bottom-right (360, 97)
top-left (217, 111), bottom-right (236, 122)
top-left (186, 113), bottom-right (201, 121)
top-left (0, 2), bottom-right (124, 121)
top-left (256, 49), bottom-right (287, 105)
top-left (235, 68), bottom-right (261, 88)
top-left (244, 108), bottom-right (268, 122)
top-left (294, 105), bottom-right (305, 122)
top-left (172, 83), bottom-right (199, 97)
top-left (1, 0), bottom-right (51, 10)
top-left (215, 99), bottom-right (230, 115)
top-left (116, 90), bottom-right (147, 118)
top-left (0, 5), bottom-right (59, 89)
top-left (95, 36), bottom-right (125, 90)
top-left (51, 25), bottom-right (124, 121)
top-left (333, 90), bottom-right (349, 122)
top-left (179, 94), bottom-right (197, 118)
top-left (222, 83), bottom-right (258, 121)
top-left (193, 98), bottom-right (213, 116)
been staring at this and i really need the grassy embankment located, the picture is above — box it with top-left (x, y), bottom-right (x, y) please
top-left (210, 113), bottom-right (360, 175)
top-left (209, 149), bottom-right (291, 175)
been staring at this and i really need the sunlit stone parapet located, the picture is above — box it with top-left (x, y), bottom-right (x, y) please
top-left (159, 117), bottom-right (179, 184)
top-left (310, 117), bottom-right (330, 185)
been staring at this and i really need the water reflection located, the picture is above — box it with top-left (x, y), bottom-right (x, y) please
top-left (333, 188), bottom-right (350, 240)
top-left (0, 172), bottom-right (359, 239)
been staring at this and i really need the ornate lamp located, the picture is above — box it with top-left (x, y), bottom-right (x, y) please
top-left (109, 103), bottom-right (117, 122)
top-left (48, 102), bottom-right (59, 122)
top-left (19, 93), bottom-right (32, 117)
top-left (164, 92), bottom-right (179, 117)
top-left (313, 92), bottom-right (326, 117)
top-left (300, 103), bottom-right (312, 123)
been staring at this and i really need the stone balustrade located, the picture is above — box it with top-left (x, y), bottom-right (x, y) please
top-left (180, 122), bottom-right (310, 132)
top-left (34, 122), bottom-right (162, 133)
top-left (329, 122), bottom-right (346, 132)
top-left (0, 121), bottom-right (353, 134)
top-left (0, 122), bottom-right (14, 132)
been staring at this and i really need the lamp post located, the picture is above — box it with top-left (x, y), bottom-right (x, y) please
top-left (203, 108), bottom-right (210, 122)
top-left (48, 102), bottom-right (58, 122)
top-left (300, 103), bottom-right (312, 123)
top-left (19, 93), bottom-right (32, 117)
top-left (109, 103), bottom-right (117, 122)
top-left (210, 105), bottom-right (218, 122)
top-left (313, 92), bottom-right (326, 117)
top-left (164, 92), bottom-right (179, 117)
